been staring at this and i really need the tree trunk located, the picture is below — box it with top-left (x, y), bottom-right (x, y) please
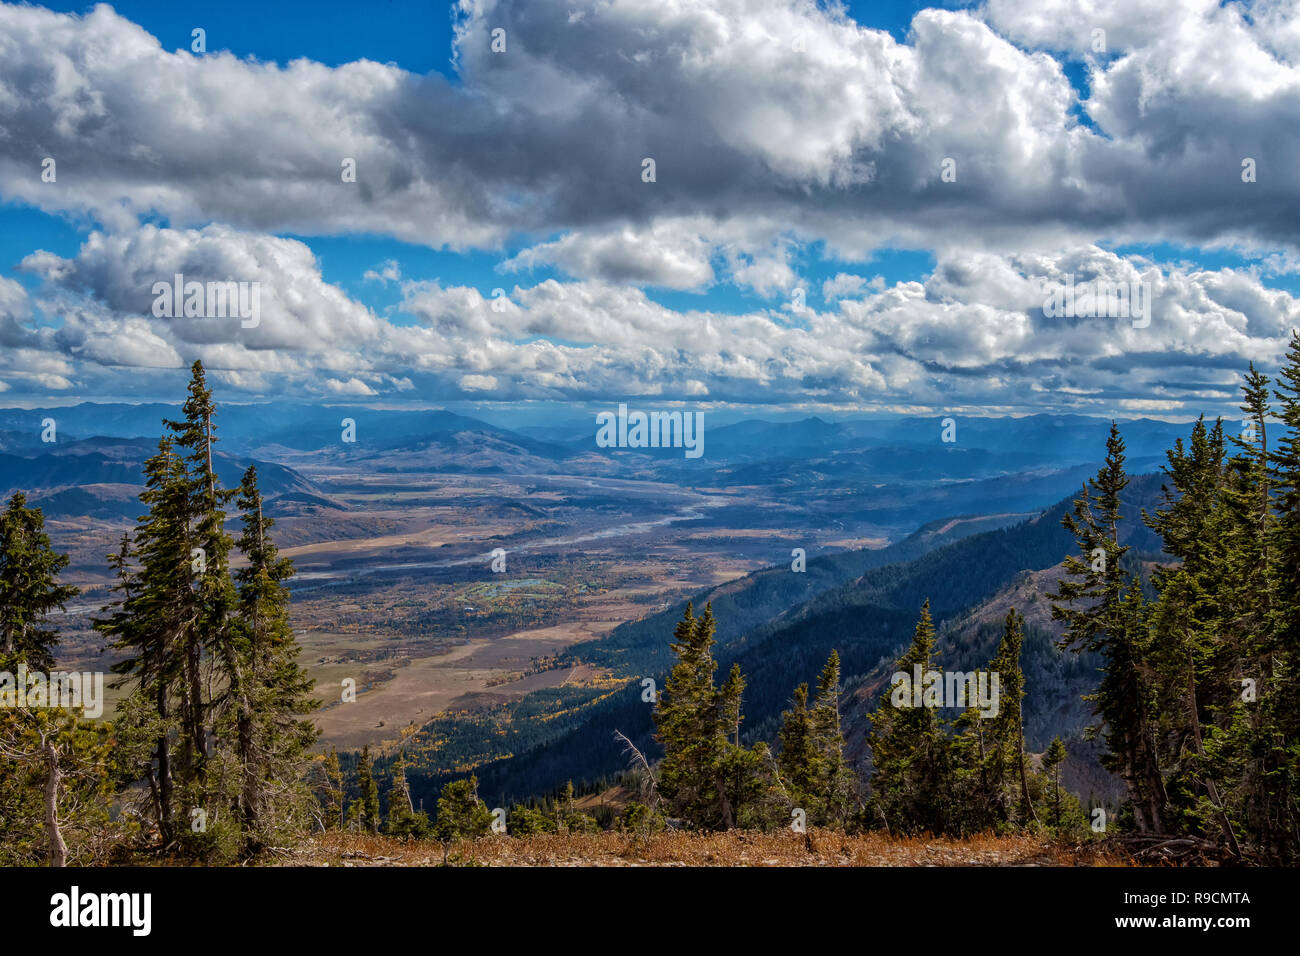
top-left (156, 683), bottom-right (173, 844)
top-left (1052, 769), bottom-right (1061, 829)
top-left (204, 411), bottom-right (217, 503)
top-left (186, 629), bottom-right (205, 779)
top-left (43, 736), bottom-right (67, 867)
top-left (1123, 737), bottom-right (1157, 833)
top-left (1185, 644), bottom-right (1242, 857)
top-left (234, 632), bottom-right (258, 839)
top-left (714, 772), bottom-right (734, 830)
top-left (1016, 699), bottom-right (1039, 824)
top-left (1141, 728), bottom-right (1167, 834)
top-left (238, 703), bottom-right (258, 842)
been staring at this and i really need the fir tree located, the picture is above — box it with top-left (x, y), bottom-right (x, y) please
top-left (0, 508), bottom-right (109, 866)
top-left (0, 492), bottom-right (78, 671)
top-left (777, 683), bottom-right (818, 808)
top-left (507, 803), bottom-right (556, 835)
top-left (163, 360), bottom-right (238, 786)
top-left (95, 438), bottom-right (190, 845)
top-left (778, 650), bottom-right (855, 827)
top-left (433, 776), bottom-right (493, 843)
top-left (553, 779), bottom-right (599, 833)
top-left (319, 747), bottom-right (345, 830)
top-left (1262, 331), bottom-right (1300, 859)
top-left (1272, 332), bottom-right (1300, 654)
top-left (355, 745), bottom-right (381, 834)
top-left (224, 465), bottom-right (318, 850)
top-left (989, 609), bottom-right (1036, 825)
top-left (1041, 736), bottom-right (1067, 831)
top-left (654, 603), bottom-right (736, 829)
top-left (1051, 423), bottom-right (1165, 833)
top-left (384, 751), bottom-right (429, 839)
top-left (654, 603), bottom-right (776, 830)
top-left (93, 366), bottom-right (319, 858)
top-left (867, 601), bottom-right (956, 835)
top-left (1228, 363), bottom-right (1273, 615)
top-left (811, 649), bottom-right (855, 826)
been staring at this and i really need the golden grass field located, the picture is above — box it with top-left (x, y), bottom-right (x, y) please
top-left (304, 621), bottom-right (620, 749)
top-left (279, 829), bottom-right (1132, 867)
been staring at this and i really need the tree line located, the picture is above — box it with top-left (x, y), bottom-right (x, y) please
top-left (638, 333), bottom-right (1300, 862)
top-left (640, 597), bottom-right (1085, 839)
top-left (1045, 335), bottom-right (1300, 863)
top-left (1, 362), bottom-right (317, 864)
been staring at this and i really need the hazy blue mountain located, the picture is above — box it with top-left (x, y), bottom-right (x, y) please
top-left (0, 440), bottom-right (327, 519)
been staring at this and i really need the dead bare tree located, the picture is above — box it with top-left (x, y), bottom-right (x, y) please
top-left (0, 710), bottom-right (66, 866)
top-left (613, 729), bottom-right (660, 810)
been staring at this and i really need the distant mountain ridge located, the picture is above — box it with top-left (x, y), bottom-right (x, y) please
top-left (0, 403), bottom-right (1202, 461)
top-left (0, 438), bottom-right (330, 519)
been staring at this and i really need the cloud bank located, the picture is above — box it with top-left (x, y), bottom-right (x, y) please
top-left (0, 0), bottom-right (1296, 412)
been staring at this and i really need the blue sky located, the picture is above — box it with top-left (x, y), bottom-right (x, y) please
top-left (37, 0), bottom-right (944, 70)
top-left (13, 0), bottom-right (953, 312)
top-left (0, 0), bottom-right (1297, 415)
top-left (39, 0), bottom-right (463, 74)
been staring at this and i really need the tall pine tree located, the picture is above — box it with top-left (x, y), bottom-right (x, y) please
top-left (1051, 423), bottom-right (1165, 833)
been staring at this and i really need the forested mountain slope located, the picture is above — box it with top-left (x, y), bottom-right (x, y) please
top-left (400, 473), bottom-right (1168, 809)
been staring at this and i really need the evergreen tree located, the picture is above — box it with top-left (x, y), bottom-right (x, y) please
top-left (777, 683), bottom-right (818, 807)
top-left (0, 707), bottom-right (118, 866)
top-left (1219, 366), bottom-right (1276, 847)
top-left (507, 803), bottom-right (556, 835)
top-left (95, 439), bottom-right (189, 845)
top-left (433, 776), bottom-right (493, 842)
top-left (384, 751), bottom-right (429, 839)
top-left (163, 361), bottom-right (238, 785)
top-left (1262, 331), bottom-right (1300, 859)
top-left (654, 603), bottom-right (777, 830)
top-left (222, 465), bottom-right (318, 850)
top-left (811, 650), bottom-right (855, 826)
top-left (552, 779), bottom-right (599, 833)
top-left (1272, 331), bottom-right (1300, 655)
top-left (719, 662), bottom-right (744, 748)
top-left (1041, 736), bottom-right (1067, 831)
top-left (93, 366), bottom-right (319, 859)
top-left (1227, 363), bottom-right (1273, 616)
top-left (0, 507), bottom-right (112, 866)
top-left (866, 601), bottom-right (956, 835)
top-left (654, 603), bottom-right (736, 829)
top-left (93, 364), bottom-right (237, 850)
top-left (778, 650), bottom-right (855, 827)
top-left (355, 745), bottom-right (381, 834)
top-left (319, 747), bottom-right (345, 830)
top-left (1051, 423), bottom-right (1165, 833)
top-left (0, 493), bottom-right (77, 671)
top-left (989, 609), bottom-right (1036, 826)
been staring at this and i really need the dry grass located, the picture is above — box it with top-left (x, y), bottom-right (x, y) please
top-left (277, 829), bottom-right (1132, 867)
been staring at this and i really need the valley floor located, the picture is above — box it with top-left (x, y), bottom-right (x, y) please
top-left (276, 830), bottom-right (1131, 867)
